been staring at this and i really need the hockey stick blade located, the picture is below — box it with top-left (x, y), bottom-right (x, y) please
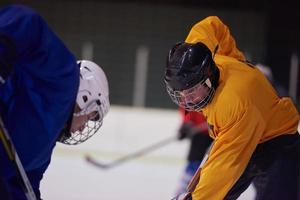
top-left (85, 135), bottom-right (177, 169)
top-left (85, 156), bottom-right (111, 169)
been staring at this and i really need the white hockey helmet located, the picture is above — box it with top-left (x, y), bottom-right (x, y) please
top-left (62, 60), bottom-right (110, 145)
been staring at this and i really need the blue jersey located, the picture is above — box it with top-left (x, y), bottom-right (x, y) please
top-left (0, 4), bottom-right (79, 179)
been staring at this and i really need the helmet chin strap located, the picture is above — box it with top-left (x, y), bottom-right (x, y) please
top-left (73, 110), bottom-right (86, 117)
top-left (74, 100), bottom-right (98, 117)
top-left (205, 78), bottom-right (212, 88)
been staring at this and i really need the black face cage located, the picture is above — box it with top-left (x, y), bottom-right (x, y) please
top-left (166, 80), bottom-right (215, 111)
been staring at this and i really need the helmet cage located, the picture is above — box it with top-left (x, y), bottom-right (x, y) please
top-left (61, 101), bottom-right (104, 145)
top-left (166, 78), bottom-right (215, 111)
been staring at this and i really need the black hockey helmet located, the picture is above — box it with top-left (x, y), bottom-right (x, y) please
top-left (164, 42), bottom-right (219, 110)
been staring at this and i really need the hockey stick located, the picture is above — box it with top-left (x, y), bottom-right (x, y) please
top-left (171, 143), bottom-right (213, 200)
top-left (0, 117), bottom-right (37, 200)
top-left (86, 135), bottom-right (178, 169)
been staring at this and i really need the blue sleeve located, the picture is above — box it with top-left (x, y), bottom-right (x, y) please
top-left (0, 5), bottom-right (39, 69)
top-left (0, 5), bottom-right (80, 178)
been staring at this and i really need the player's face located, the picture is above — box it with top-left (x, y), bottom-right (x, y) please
top-left (177, 80), bottom-right (210, 110)
top-left (167, 78), bottom-right (213, 111)
top-left (70, 105), bottom-right (99, 133)
top-left (179, 83), bottom-right (209, 105)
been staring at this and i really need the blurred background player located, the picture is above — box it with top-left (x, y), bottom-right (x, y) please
top-left (175, 108), bottom-right (213, 196)
top-left (256, 63), bottom-right (288, 97)
top-left (0, 5), bottom-right (110, 199)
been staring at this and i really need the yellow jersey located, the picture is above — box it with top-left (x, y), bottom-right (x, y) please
top-left (185, 16), bottom-right (300, 200)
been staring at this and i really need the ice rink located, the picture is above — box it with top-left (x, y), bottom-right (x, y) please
top-left (40, 106), bottom-right (255, 200)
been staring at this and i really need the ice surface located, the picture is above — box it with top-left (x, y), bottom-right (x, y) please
top-left (40, 106), bottom-right (255, 200)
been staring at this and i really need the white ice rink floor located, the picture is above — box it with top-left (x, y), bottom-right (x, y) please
top-left (40, 106), bottom-right (255, 200)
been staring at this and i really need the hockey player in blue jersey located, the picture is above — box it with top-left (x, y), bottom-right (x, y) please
top-left (0, 5), bottom-right (110, 199)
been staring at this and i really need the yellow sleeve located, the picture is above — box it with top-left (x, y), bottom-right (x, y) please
top-left (192, 105), bottom-right (265, 200)
top-left (185, 16), bottom-right (246, 61)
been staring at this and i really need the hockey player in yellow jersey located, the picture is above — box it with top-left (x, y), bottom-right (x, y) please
top-left (164, 16), bottom-right (300, 200)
